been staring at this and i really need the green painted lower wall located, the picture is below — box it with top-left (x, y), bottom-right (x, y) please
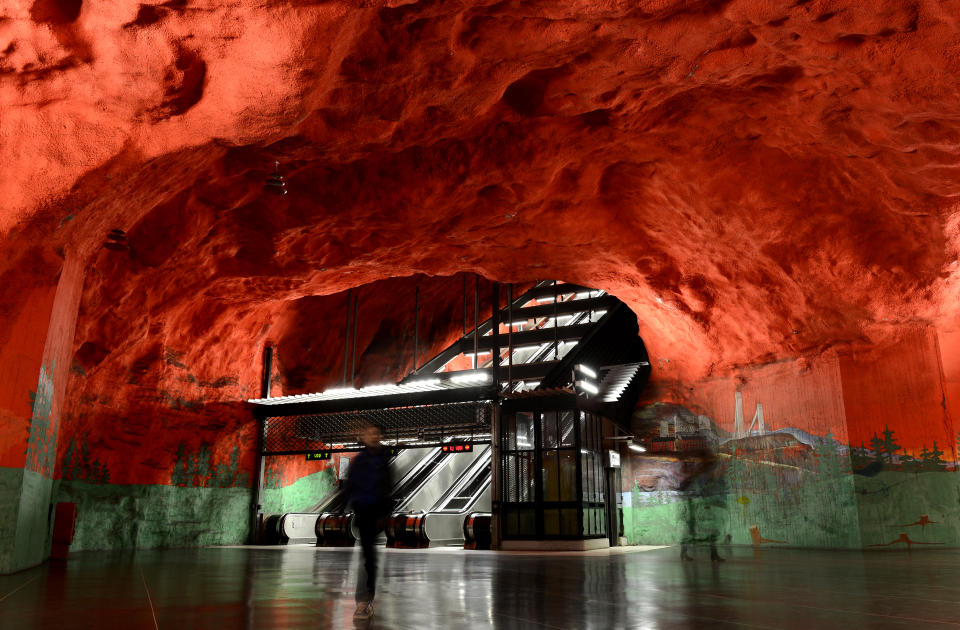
top-left (53, 480), bottom-right (252, 551)
top-left (14, 470), bottom-right (55, 569)
top-left (0, 466), bottom-right (56, 574)
top-left (855, 471), bottom-right (960, 548)
top-left (624, 476), bottom-right (860, 548)
top-left (44, 469), bottom-right (336, 553)
top-left (262, 469), bottom-right (336, 515)
top-left (624, 469), bottom-right (960, 549)
top-left (0, 467), bottom-right (26, 573)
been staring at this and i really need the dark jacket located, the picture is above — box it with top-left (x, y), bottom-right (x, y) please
top-left (345, 447), bottom-right (394, 516)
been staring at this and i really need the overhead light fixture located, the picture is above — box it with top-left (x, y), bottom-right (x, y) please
top-left (576, 364), bottom-right (597, 379)
top-left (408, 378), bottom-right (441, 387)
top-left (576, 380), bottom-right (598, 395)
top-left (359, 384), bottom-right (396, 393)
top-left (451, 371), bottom-right (492, 384)
top-left (264, 161), bottom-right (288, 195)
top-left (628, 440), bottom-right (646, 453)
top-left (322, 387), bottom-right (356, 396)
top-left (103, 228), bottom-right (129, 252)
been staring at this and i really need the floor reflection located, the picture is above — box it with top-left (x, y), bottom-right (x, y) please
top-left (0, 545), bottom-right (957, 629)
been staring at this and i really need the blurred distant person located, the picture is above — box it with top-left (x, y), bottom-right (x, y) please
top-left (678, 447), bottom-right (727, 563)
top-left (345, 422), bottom-right (393, 619)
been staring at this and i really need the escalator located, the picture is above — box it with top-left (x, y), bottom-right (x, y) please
top-left (420, 446), bottom-right (492, 546)
top-left (276, 446), bottom-right (427, 544)
top-left (278, 442), bottom-right (484, 546)
top-left (312, 443), bottom-right (487, 547)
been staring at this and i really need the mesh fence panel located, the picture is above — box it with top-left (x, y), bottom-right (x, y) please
top-left (263, 401), bottom-right (492, 454)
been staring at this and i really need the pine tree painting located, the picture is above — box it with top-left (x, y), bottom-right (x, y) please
top-left (61, 435), bottom-right (111, 484)
top-left (171, 443), bottom-right (190, 486)
top-left (171, 441), bottom-right (245, 488)
top-left (880, 425), bottom-right (901, 464)
top-left (869, 433), bottom-right (885, 463)
top-left (923, 441), bottom-right (945, 468)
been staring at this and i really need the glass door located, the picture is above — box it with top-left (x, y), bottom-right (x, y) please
top-left (499, 409), bottom-right (606, 539)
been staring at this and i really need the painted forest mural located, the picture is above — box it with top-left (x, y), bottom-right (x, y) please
top-left (624, 393), bottom-right (960, 551)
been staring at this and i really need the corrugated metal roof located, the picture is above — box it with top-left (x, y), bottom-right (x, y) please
top-left (248, 372), bottom-right (491, 406)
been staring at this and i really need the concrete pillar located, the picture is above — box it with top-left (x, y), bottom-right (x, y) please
top-left (0, 254), bottom-right (83, 574)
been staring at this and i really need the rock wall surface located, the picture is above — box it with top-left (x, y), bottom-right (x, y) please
top-left (5, 0), bottom-right (960, 382)
top-left (4, 0), bottom-right (960, 566)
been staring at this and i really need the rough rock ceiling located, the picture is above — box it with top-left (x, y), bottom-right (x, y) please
top-left (4, 0), bottom-right (960, 388)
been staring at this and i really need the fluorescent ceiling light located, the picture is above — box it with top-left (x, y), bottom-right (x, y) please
top-left (408, 378), bottom-right (441, 387)
top-left (451, 372), bottom-right (492, 384)
top-left (322, 387), bottom-right (356, 395)
top-left (576, 364), bottom-right (597, 379)
top-left (577, 380), bottom-right (599, 395)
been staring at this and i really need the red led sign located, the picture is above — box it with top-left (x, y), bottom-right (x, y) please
top-left (442, 444), bottom-right (473, 453)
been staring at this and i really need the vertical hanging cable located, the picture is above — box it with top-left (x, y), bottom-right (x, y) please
top-left (491, 282), bottom-right (500, 394)
top-left (473, 274), bottom-right (480, 369)
top-left (351, 290), bottom-right (360, 387)
top-left (507, 283), bottom-right (513, 392)
top-left (413, 285), bottom-right (420, 373)
top-left (261, 346), bottom-right (274, 399)
top-left (342, 289), bottom-right (353, 386)
top-left (463, 275), bottom-right (468, 336)
top-left (553, 280), bottom-right (559, 360)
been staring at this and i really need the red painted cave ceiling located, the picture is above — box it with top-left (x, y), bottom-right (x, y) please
top-left (4, 0), bottom-right (960, 395)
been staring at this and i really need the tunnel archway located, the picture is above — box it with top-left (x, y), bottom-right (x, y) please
top-left (4, 0), bottom-right (960, 573)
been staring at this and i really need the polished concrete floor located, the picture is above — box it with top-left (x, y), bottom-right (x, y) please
top-left (1, 544), bottom-right (958, 629)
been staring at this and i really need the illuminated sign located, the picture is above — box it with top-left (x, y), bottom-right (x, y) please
top-left (442, 443), bottom-right (473, 453)
top-left (605, 450), bottom-right (621, 468)
top-left (307, 447), bottom-right (401, 461)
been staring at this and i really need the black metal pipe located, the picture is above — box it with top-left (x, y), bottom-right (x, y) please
top-left (261, 346), bottom-right (273, 399)
top-left (553, 280), bottom-right (559, 360)
top-left (507, 284), bottom-right (513, 392)
top-left (463, 275), bottom-right (468, 336)
top-left (491, 282), bottom-right (500, 396)
top-left (342, 289), bottom-right (353, 386)
top-left (473, 274), bottom-right (479, 369)
top-left (351, 291), bottom-right (360, 387)
top-left (413, 286), bottom-right (420, 372)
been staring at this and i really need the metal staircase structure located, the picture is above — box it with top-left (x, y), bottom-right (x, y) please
top-left (248, 280), bottom-right (650, 547)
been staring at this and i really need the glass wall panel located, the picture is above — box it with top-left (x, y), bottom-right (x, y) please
top-left (516, 412), bottom-right (535, 450)
top-left (503, 508), bottom-right (518, 536)
top-left (581, 451), bottom-right (595, 502)
top-left (543, 509), bottom-right (560, 536)
top-left (559, 411), bottom-right (576, 447)
top-left (542, 450), bottom-right (559, 502)
top-left (558, 450), bottom-right (576, 501)
top-left (517, 451), bottom-right (535, 502)
top-left (560, 509), bottom-right (578, 536)
top-left (504, 413), bottom-right (517, 450)
top-left (541, 411), bottom-right (558, 448)
top-left (517, 508), bottom-right (536, 535)
top-left (504, 454), bottom-right (518, 502)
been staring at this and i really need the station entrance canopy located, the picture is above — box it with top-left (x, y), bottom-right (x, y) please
top-left (247, 281), bottom-right (650, 455)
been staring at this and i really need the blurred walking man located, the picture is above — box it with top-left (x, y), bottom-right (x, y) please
top-left (345, 422), bottom-right (393, 619)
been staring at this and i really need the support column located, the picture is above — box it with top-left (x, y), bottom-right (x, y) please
top-left (0, 253), bottom-right (83, 573)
